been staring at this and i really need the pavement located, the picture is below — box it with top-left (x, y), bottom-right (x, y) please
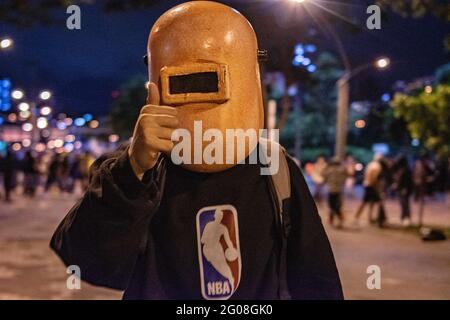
top-left (0, 189), bottom-right (449, 300)
top-left (321, 194), bottom-right (450, 300)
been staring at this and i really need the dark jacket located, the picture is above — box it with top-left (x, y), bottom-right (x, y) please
top-left (50, 145), bottom-right (343, 300)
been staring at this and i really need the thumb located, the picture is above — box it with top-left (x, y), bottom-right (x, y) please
top-left (147, 82), bottom-right (160, 105)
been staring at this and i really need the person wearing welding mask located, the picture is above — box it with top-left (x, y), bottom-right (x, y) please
top-left (51, 1), bottom-right (343, 300)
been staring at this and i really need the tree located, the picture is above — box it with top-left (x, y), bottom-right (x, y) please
top-left (391, 84), bottom-right (450, 159)
top-left (376, 0), bottom-right (450, 51)
top-left (110, 75), bottom-right (147, 138)
top-left (280, 51), bottom-right (343, 160)
top-left (376, 0), bottom-right (449, 20)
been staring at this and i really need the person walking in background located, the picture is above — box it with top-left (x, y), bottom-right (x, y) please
top-left (354, 154), bottom-right (382, 226)
top-left (344, 154), bottom-right (356, 199)
top-left (45, 154), bottom-right (61, 193)
top-left (322, 157), bottom-right (348, 228)
top-left (23, 151), bottom-right (38, 197)
top-left (413, 154), bottom-right (436, 226)
top-left (393, 156), bottom-right (413, 227)
top-left (1, 147), bottom-right (15, 202)
top-left (57, 154), bottom-right (70, 194)
top-left (376, 157), bottom-right (392, 228)
top-left (78, 152), bottom-right (92, 191)
top-left (69, 154), bottom-right (82, 193)
top-left (311, 155), bottom-right (327, 206)
top-left (69, 153), bottom-right (92, 194)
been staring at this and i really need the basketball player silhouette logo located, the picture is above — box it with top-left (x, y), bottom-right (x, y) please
top-left (196, 205), bottom-right (241, 300)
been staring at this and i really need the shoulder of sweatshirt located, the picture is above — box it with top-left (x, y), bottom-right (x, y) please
top-left (89, 142), bottom-right (130, 173)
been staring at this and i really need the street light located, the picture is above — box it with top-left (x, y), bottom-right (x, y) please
top-left (0, 38), bottom-right (13, 50)
top-left (335, 57), bottom-right (390, 160)
top-left (18, 102), bottom-right (30, 111)
top-left (11, 89), bottom-right (24, 100)
top-left (375, 57), bottom-right (390, 69)
top-left (39, 90), bottom-right (52, 100)
top-left (22, 123), bottom-right (33, 132)
top-left (40, 106), bottom-right (52, 116)
top-left (36, 117), bottom-right (48, 129)
top-left (13, 89), bottom-right (55, 148)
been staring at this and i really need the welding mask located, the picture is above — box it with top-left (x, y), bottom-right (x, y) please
top-left (147, 1), bottom-right (265, 173)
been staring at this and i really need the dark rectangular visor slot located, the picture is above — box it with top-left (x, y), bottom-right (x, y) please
top-left (169, 72), bottom-right (219, 94)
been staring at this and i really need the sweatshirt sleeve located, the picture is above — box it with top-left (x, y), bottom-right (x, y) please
top-left (285, 156), bottom-right (344, 300)
top-left (50, 145), bottom-right (164, 290)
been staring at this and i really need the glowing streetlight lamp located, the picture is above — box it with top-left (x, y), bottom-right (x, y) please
top-left (19, 110), bottom-right (31, 119)
top-left (0, 38), bottom-right (13, 50)
top-left (22, 139), bottom-right (32, 148)
top-left (74, 117), bottom-right (86, 126)
top-left (18, 102), bottom-right (30, 111)
top-left (54, 139), bottom-right (64, 148)
top-left (12, 143), bottom-right (21, 151)
top-left (22, 123), bottom-right (33, 132)
top-left (65, 134), bottom-right (76, 143)
top-left (109, 134), bottom-right (120, 143)
top-left (375, 57), bottom-right (390, 69)
top-left (36, 117), bottom-right (48, 129)
top-left (355, 119), bottom-right (366, 129)
top-left (8, 113), bottom-right (17, 122)
top-left (39, 90), bottom-right (52, 100)
top-left (89, 119), bottom-right (99, 128)
top-left (11, 89), bottom-right (24, 100)
top-left (40, 106), bottom-right (52, 116)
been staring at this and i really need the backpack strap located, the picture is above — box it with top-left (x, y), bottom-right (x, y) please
top-left (259, 138), bottom-right (292, 300)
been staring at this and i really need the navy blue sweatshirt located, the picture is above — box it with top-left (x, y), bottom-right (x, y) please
top-left (50, 146), bottom-right (343, 300)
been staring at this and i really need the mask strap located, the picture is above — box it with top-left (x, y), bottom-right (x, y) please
top-left (257, 49), bottom-right (268, 62)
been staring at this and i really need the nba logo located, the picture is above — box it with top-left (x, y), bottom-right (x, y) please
top-left (196, 204), bottom-right (241, 300)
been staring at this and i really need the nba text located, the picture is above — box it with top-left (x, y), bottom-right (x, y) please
top-left (207, 280), bottom-right (231, 296)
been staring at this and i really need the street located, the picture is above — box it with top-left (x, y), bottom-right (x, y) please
top-left (0, 191), bottom-right (449, 300)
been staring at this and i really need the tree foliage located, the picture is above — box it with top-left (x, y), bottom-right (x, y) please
top-left (376, 0), bottom-right (449, 20)
top-left (376, 0), bottom-right (450, 51)
top-left (110, 75), bottom-right (147, 138)
top-left (281, 52), bottom-right (343, 152)
top-left (391, 84), bottom-right (450, 159)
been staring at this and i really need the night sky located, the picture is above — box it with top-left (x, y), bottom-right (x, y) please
top-left (0, 0), bottom-right (448, 116)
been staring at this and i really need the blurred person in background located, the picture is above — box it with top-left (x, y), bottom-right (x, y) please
top-left (435, 157), bottom-right (449, 202)
top-left (353, 154), bottom-right (382, 226)
top-left (413, 154), bottom-right (436, 226)
top-left (344, 154), bottom-right (356, 199)
top-left (45, 153), bottom-right (61, 193)
top-left (69, 154), bottom-right (82, 193)
top-left (57, 154), bottom-right (71, 194)
top-left (322, 157), bottom-right (348, 228)
top-left (23, 151), bottom-right (38, 197)
top-left (376, 157), bottom-right (392, 228)
top-left (45, 153), bottom-right (70, 194)
top-left (393, 156), bottom-right (413, 226)
top-left (69, 153), bottom-right (91, 194)
top-left (79, 152), bottom-right (93, 191)
top-left (446, 157), bottom-right (450, 206)
top-left (311, 155), bottom-right (327, 206)
top-left (1, 146), bottom-right (15, 202)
